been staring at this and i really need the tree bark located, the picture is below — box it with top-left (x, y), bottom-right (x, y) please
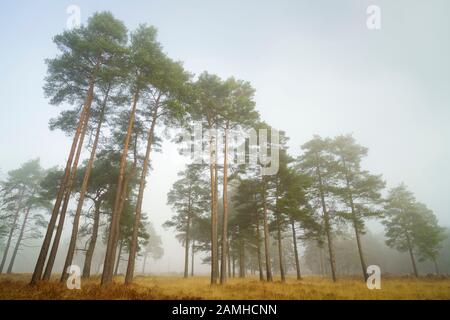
top-left (406, 233), bottom-right (419, 277)
top-left (261, 176), bottom-right (273, 281)
top-left (114, 240), bottom-right (123, 276)
top-left (220, 122), bottom-right (229, 284)
top-left (238, 238), bottom-right (245, 278)
top-left (31, 76), bottom-right (96, 285)
top-left (209, 127), bottom-right (218, 285)
top-left (232, 254), bottom-right (235, 278)
top-left (6, 205), bottom-right (30, 273)
top-left (101, 89), bottom-right (140, 286)
top-left (61, 88), bottom-right (109, 283)
top-left (183, 212), bottom-right (191, 279)
top-left (125, 105), bottom-right (158, 284)
top-left (191, 240), bottom-right (195, 277)
top-left (315, 152), bottom-right (337, 282)
top-left (6, 206), bottom-right (31, 273)
top-left (256, 217), bottom-right (264, 281)
top-left (42, 109), bottom-right (90, 281)
top-left (82, 199), bottom-right (101, 278)
top-left (276, 211), bottom-right (285, 282)
top-left (275, 178), bottom-right (285, 283)
top-left (291, 218), bottom-right (302, 280)
top-left (227, 239), bottom-right (232, 279)
top-left (0, 189), bottom-right (24, 273)
top-left (342, 157), bottom-right (368, 281)
top-left (353, 220), bottom-right (368, 281)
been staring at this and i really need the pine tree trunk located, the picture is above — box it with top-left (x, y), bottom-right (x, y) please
top-left (125, 106), bottom-right (158, 284)
top-left (256, 218), bottom-right (264, 281)
top-left (61, 90), bottom-right (109, 283)
top-left (213, 127), bottom-right (219, 282)
top-left (276, 211), bottom-right (285, 283)
top-left (0, 189), bottom-right (24, 273)
top-left (6, 205), bottom-right (30, 273)
top-left (275, 179), bottom-right (285, 283)
top-left (262, 176), bottom-right (273, 281)
top-left (319, 247), bottom-right (325, 275)
top-left (315, 152), bottom-right (337, 282)
top-left (220, 122), bottom-right (229, 284)
top-left (239, 239), bottom-right (245, 278)
top-left (291, 218), bottom-right (302, 280)
top-left (102, 89), bottom-right (140, 286)
top-left (191, 240), bottom-right (195, 277)
top-left (31, 76), bottom-right (96, 285)
top-left (209, 127), bottom-right (218, 285)
top-left (342, 157), bottom-right (368, 281)
top-left (82, 200), bottom-right (101, 278)
top-left (406, 233), bottom-right (419, 277)
top-left (114, 240), bottom-right (123, 276)
top-left (227, 239), bottom-right (232, 279)
top-left (183, 210), bottom-right (191, 279)
top-left (353, 220), bottom-right (368, 281)
top-left (43, 109), bottom-right (90, 281)
top-left (232, 255), bottom-right (235, 278)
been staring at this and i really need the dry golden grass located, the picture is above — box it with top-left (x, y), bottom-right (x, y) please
top-left (1, 274), bottom-right (449, 300)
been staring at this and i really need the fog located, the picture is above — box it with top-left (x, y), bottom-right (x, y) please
top-left (0, 0), bottom-right (449, 275)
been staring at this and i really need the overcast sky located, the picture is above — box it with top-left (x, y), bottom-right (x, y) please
top-left (0, 0), bottom-right (449, 273)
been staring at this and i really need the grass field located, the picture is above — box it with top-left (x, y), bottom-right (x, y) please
top-left (0, 274), bottom-right (449, 300)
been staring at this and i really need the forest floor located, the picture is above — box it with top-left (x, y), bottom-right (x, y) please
top-left (0, 274), bottom-right (450, 300)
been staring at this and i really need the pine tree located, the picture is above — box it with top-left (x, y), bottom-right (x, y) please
top-left (332, 134), bottom-right (385, 280)
top-left (164, 164), bottom-right (209, 278)
top-left (31, 12), bottom-right (127, 285)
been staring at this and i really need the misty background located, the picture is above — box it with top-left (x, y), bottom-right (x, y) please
top-left (0, 0), bottom-right (449, 275)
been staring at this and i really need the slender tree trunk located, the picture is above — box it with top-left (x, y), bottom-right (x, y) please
top-left (82, 200), bottom-right (101, 278)
top-left (353, 220), bottom-right (368, 281)
top-left (227, 239), bottom-right (232, 279)
top-left (232, 255), bottom-right (235, 278)
top-left (256, 217), bottom-right (264, 281)
top-left (261, 177), bottom-right (273, 281)
top-left (291, 219), bottom-right (302, 280)
top-left (275, 178), bottom-right (285, 283)
top-left (61, 89), bottom-right (109, 283)
top-left (315, 152), bottom-right (337, 282)
top-left (319, 247), bottom-right (325, 275)
top-left (220, 122), bottom-right (229, 284)
top-left (276, 211), bottom-right (285, 283)
top-left (0, 189), bottom-right (24, 273)
top-left (43, 109), bottom-right (90, 281)
top-left (114, 240), bottom-right (123, 276)
top-left (209, 127), bottom-right (218, 285)
top-left (31, 75), bottom-right (96, 285)
top-left (342, 157), bottom-right (368, 281)
top-left (183, 210), bottom-right (191, 279)
top-left (102, 89), bottom-right (140, 286)
top-left (239, 238), bottom-right (244, 278)
top-left (406, 233), bottom-right (419, 277)
top-left (191, 240), bottom-right (195, 277)
top-left (125, 106), bottom-right (158, 284)
top-left (6, 205), bottom-right (30, 273)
